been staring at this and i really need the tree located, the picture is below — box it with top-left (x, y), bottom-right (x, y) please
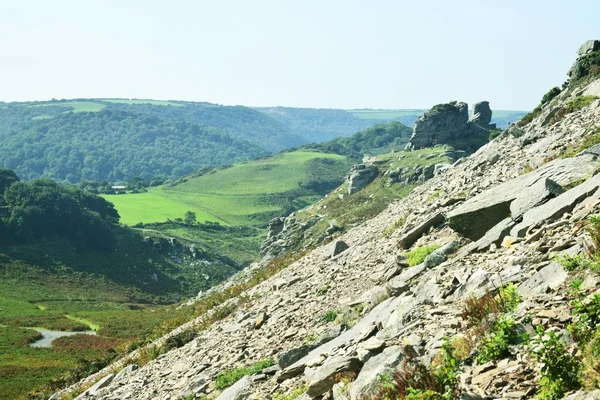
top-left (0, 168), bottom-right (19, 195)
top-left (184, 211), bottom-right (197, 225)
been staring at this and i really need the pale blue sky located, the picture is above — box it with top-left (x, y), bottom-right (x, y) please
top-left (0, 0), bottom-right (598, 110)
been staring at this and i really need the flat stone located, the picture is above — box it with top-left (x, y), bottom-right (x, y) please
top-left (511, 174), bottom-right (600, 237)
top-left (448, 155), bottom-right (598, 240)
top-left (517, 262), bottom-right (568, 297)
top-left (469, 217), bottom-right (514, 252)
top-left (510, 178), bottom-right (564, 220)
top-left (350, 346), bottom-right (403, 400)
top-left (216, 375), bottom-right (251, 400)
top-left (398, 213), bottom-right (445, 249)
top-left (306, 356), bottom-right (361, 398)
top-left (332, 240), bottom-right (350, 257)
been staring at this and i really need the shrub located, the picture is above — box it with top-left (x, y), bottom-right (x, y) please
top-left (581, 331), bottom-right (600, 389)
top-left (558, 254), bottom-right (588, 271)
top-left (529, 326), bottom-right (581, 399)
top-left (572, 51), bottom-right (600, 83)
top-left (488, 128), bottom-right (503, 141)
top-left (137, 345), bottom-right (161, 366)
top-left (321, 310), bottom-right (338, 323)
top-left (546, 96), bottom-right (598, 126)
top-left (461, 284), bottom-right (521, 328)
top-left (498, 283), bottom-right (521, 312)
top-left (404, 245), bottom-right (441, 266)
top-left (541, 87), bottom-right (562, 105)
top-left (215, 358), bottom-right (275, 390)
top-left (162, 329), bottom-right (197, 353)
top-left (382, 215), bottom-right (407, 238)
top-left (476, 317), bottom-right (520, 363)
top-left (316, 282), bottom-right (330, 296)
top-left (374, 339), bottom-right (458, 400)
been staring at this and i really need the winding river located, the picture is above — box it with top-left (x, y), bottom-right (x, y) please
top-left (29, 329), bottom-right (96, 348)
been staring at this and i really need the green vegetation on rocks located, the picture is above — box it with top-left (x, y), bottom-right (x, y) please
top-left (215, 358), bottom-right (275, 390)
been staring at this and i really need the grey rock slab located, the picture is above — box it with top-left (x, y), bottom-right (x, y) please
top-left (511, 173), bottom-right (600, 237)
top-left (278, 344), bottom-right (318, 369)
top-left (564, 390), bottom-right (600, 399)
top-left (279, 297), bottom-right (402, 383)
top-left (76, 374), bottom-right (114, 399)
top-left (350, 346), bottom-right (403, 400)
top-left (448, 155), bottom-right (598, 240)
top-left (331, 240), bottom-right (350, 257)
top-left (306, 356), bottom-right (361, 398)
top-left (510, 178), bottom-right (564, 220)
top-left (347, 164), bottom-right (378, 194)
top-left (469, 217), bottom-right (515, 252)
top-left (397, 213), bottom-right (445, 249)
top-left (113, 364), bottom-right (138, 384)
top-left (517, 262), bottom-right (567, 298)
top-left (216, 375), bottom-right (252, 400)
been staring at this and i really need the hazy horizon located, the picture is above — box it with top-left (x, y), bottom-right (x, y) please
top-left (1, 0), bottom-right (599, 110)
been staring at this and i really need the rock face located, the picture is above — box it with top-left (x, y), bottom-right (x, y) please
top-left (405, 101), bottom-right (492, 152)
top-left (469, 101), bottom-right (493, 128)
top-left (347, 164), bottom-right (378, 194)
top-left (568, 40), bottom-right (600, 79)
top-left (447, 155), bottom-right (598, 241)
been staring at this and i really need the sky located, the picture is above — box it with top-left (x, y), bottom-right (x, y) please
top-left (0, 0), bottom-right (598, 110)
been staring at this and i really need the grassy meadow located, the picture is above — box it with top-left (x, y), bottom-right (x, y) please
top-left (104, 150), bottom-right (353, 227)
top-left (101, 192), bottom-right (224, 225)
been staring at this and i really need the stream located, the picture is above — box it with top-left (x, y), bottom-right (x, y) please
top-left (29, 329), bottom-right (96, 348)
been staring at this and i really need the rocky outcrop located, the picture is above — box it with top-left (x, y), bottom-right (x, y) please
top-left (405, 101), bottom-right (493, 152)
top-left (260, 215), bottom-right (321, 261)
top-left (347, 164), bottom-right (378, 194)
top-left (568, 40), bottom-right (600, 79)
top-left (469, 101), bottom-right (494, 128)
top-left (447, 155), bottom-right (598, 241)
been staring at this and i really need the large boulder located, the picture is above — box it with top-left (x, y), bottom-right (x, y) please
top-left (510, 173), bottom-right (600, 237)
top-left (347, 164), bottom-right (378, 194)
top-left (306, 356), bottom-right (362, 398)
top-left (405, 101), bottom-right (490, 152)
top-left (448, 155), bottom-right (598, 241)
top-left (469, 101), bottom-right (493, 128)
top-left (350, 346), bottom-right (403, 400)
top-left (509, 178), bottom-right (564, 220)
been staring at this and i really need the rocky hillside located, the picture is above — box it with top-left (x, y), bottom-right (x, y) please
top-left (56, 42), bottom-right (600, 400)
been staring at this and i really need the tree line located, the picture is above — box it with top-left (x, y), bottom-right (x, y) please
top-left (0, 169), bottom-right (120, 250)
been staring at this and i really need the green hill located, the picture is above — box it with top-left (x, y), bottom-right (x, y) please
top-left (104, 150), bottom-right (353, 227)
top-left (302, 121), bottom-right (413, 157)
top-left (103, 120), bottom-right (415, 229)
top-left (254, 106), bottom-right (389, 143)
top-left (0, 110), bottom-right (269, 183)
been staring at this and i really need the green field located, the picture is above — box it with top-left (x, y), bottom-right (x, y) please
top-left (105, 150), bottom-right (352, 227)
top-left (102, 192), bottom-right (224, 225)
